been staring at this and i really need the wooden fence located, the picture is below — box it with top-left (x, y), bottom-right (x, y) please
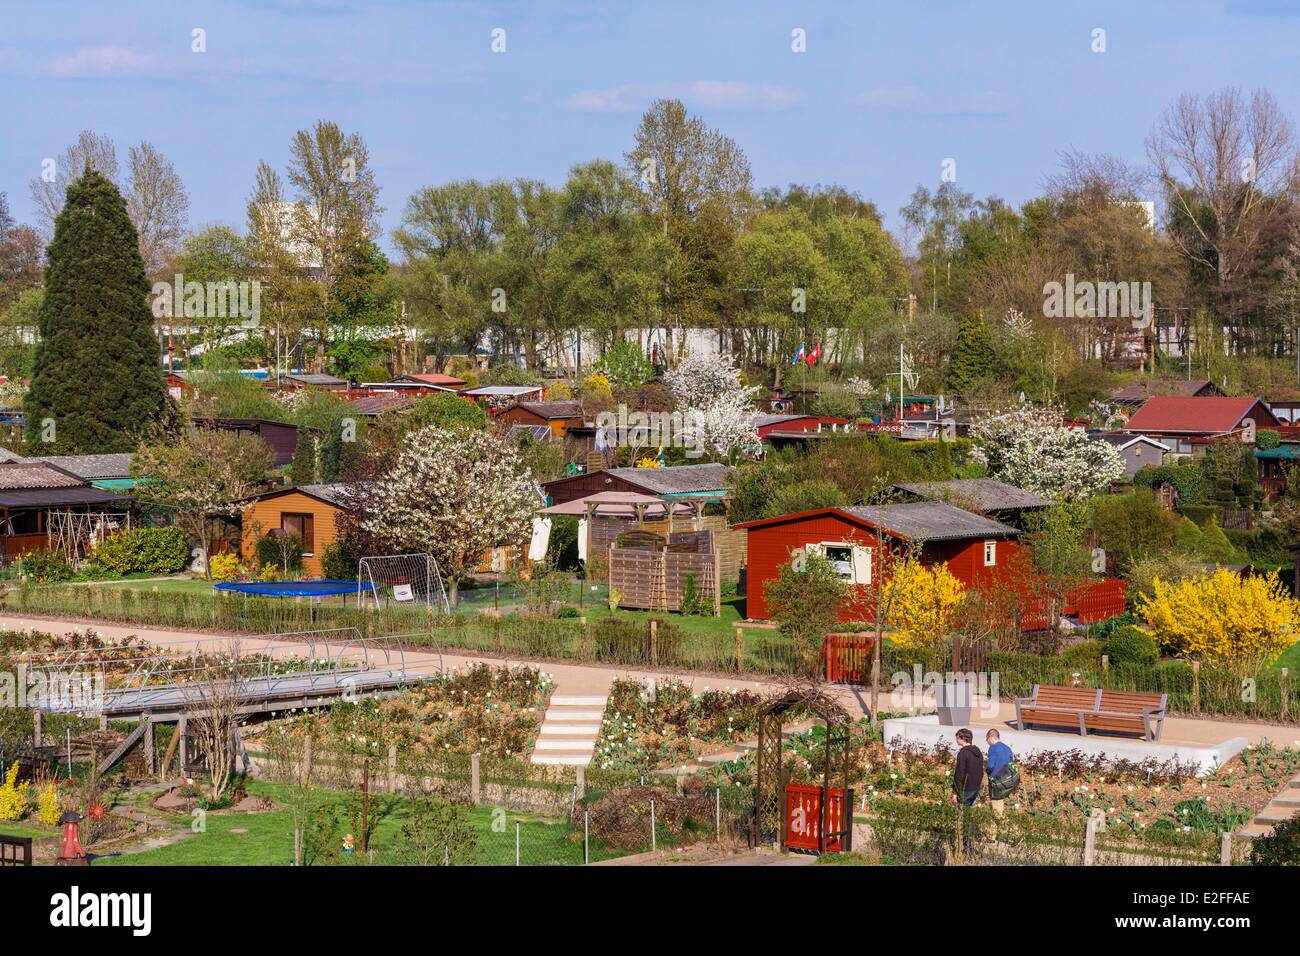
top-left (607, 531), bottom-right (721, 614)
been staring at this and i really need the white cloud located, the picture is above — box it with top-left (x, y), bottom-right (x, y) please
top-left (566, 80), bottom-right (798, 114)
top-left (49, 45), bottom-right (153, 78)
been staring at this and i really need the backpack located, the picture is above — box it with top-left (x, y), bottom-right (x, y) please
top-left (989, 762), bottom-right (1021, 800)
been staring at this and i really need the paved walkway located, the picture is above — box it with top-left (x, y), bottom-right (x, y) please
top-left (4, 613), bottom-right (1298, 750)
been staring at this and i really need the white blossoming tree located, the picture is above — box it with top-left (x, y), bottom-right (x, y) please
top-left (663, 350), bottom-right (747, 407)
top-left (665, 351), bottom-right (761, 462)
top-left (358, 426), bottom-right (538, 606)
top-left (969, 404), bottom-right (1125, 501)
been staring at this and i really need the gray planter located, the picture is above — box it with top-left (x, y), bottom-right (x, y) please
top-left (936, 680), bottom-right (973, 726)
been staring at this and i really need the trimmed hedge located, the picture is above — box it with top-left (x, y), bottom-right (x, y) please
top-left (92, 527), bottom-right (190, 576)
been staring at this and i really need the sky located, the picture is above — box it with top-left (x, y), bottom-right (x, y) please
top-left (3, 0), bottom-right (1300, 257)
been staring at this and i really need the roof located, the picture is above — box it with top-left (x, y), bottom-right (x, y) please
top-left (194, 417), bottom-right (297, 430)
top-left (540, 491), bottom-right (691, 517)
top-left (892, 478), bottom-right (1052, 512)
top-left (348, 394), bottom-right (415, 416)
top-left (0, 462), bottom-right (86, 490)
top-left (1112, 379), bottom-right (1220, 403)
top-left (461, 385), bottom-right (545, 397)
top-left (1256, 446), bottom-right (1300, 459)
top-left (0, 486), bottom-right (131, 509)
top-left (389, 373), bottom-right (467, 387)
top-left (602, 463), bottom-right (731, 496)
top-left (734, 502), bottom-right (1021, 541)
top-left (286, 373), bottom-right (348, 386)
top-left (1090, 432), bottom-right (1171, 451)
top-left (506, 424), bottom-right (553, 442)
top-left (1124, 396), bottom-right (1278, 434)
top-left (28, 453), bottom-right (134, 480)
top-left (241, 482), bottom-right (351, 509)
top-left (513, 400), bottom-right (584, 420)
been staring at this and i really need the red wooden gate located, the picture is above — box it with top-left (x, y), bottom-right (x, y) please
top-left (819, 633), bottom-right (875, 684)
top-left (784, 784), bottom-right (852, 853)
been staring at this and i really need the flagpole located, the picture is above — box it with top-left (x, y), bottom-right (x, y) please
top-left (898, 344), bottom-right (904, 424)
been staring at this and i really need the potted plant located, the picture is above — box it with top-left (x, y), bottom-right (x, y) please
top-left (935, 678), bottom-right (973, 726)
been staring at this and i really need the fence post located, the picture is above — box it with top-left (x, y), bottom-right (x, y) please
top-left (584, 810), bottom-right (589, 864)
top-left (715, 787), bottom-right (721, 840)
top-left (1220, 831), bottom-right (1233, 866)
top-left (32, 708), bottom-right (41, 748)
top-left (1101, 654), bottom-right (1109, 681)
top-left (734, 628), bottom-right (744, 672)
top-left (471, 751), bottom-right (481, 805)
top-left (650, 798), bottom-right (657, 852)
top-left (649, 620), bottom-right (658, 667)
top-left (302, 735), bottom-right (313, 787)
top-left (142, 714), bottom-right (153, 775)
top-left (1281, 668), bottom-right (1290, 723)
top-left (1191, 660), bottom-right (1201, 714)
top-left (515, 821), bottom-right (521, 867)
top-left (387, 743), bottom-right (397, 793)
top-left (178, 717), bottom-right (188, 776)
top-left (575, 765), bottom-right (586, 800)
top-left (1083, 815), bottom-right (1099, 865)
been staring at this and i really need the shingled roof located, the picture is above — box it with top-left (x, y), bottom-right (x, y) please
top-left (892, 478), bottom-right (1052, 513)
top-left (0, 462), bottom-right (86, 490)
top-left (841, 502), bottom-right (1021, 541)
top-left (603, 463), bottom-right (730, 496)
top-left (29, 453), bottom-right (134, 481)
top-left (514, 400), bottom-right (584, 420)
top-left (1124, 396), bottom-right (1278, 434)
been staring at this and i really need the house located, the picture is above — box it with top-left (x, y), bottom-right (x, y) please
top-left (1122, 396), bottom-right (1279, 455)
top-left (363, 373), bottom-right (467, 392)
top-left (1111, 379), bottom-right (1223, 407)
top-left (891, 478), bottom-right (1052, 529)
top-left (0, 462), bottom-right (131, 565)
top-left (237, 483), bottom-right (349, 577)
top-left (753, 414), bottom-right (851, 443)
top-left (284, 373), bottom-right (350, 392)
top-left (734, 502), bottom-right (1025, 620)
top-left (193, 418), bottom-right (301, 469)
top-left (1089, 432), bottom-right (1171, 478)
top-left (460, 385), bottom-right (546, 408)
top-left (495, 400), bottom-right (585, 437)
top-left (543, 462), bottom-right (730, 506)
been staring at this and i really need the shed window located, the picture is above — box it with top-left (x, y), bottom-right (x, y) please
top-left (810, 542), bottom-right (872, 584)
top-left (983, 540), bottom-right (997, 566)
top-left (282, 512), bottom-right (315, 554)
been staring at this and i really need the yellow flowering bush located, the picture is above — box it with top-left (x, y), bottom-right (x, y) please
top-left (209, 551), bottom-right (241, 582)
top-left (883, 559), bottom-right (967, 650)
top-left (582, 372), bottom-right (612, 399)
top-left (37, 782), bottom-right (60, 825)
top-left (0, 763), bottom-right (28, 821)
top-left (1138, 568), bottom-right (1299, 665)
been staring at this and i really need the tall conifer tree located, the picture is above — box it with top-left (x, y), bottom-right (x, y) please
top-left (25, 170), bottom-right (166, 452)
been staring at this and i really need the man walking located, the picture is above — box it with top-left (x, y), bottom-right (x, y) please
top-left (951, 728), bottom-right (983, 807)
top-left (985, 729), bottom-right (1016, 815)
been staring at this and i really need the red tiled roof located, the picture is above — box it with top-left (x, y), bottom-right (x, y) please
top-left (1124, 396), bottom-right (1276, 434)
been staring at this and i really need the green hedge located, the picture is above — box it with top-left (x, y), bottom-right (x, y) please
top-left (93, 527), bottom-right (191, 576)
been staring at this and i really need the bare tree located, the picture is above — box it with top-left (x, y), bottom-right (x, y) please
top-left (126, 142), bottom-right (190, 276)
top-left (28, 131), bottom-right (119, 237)
top-left (183, 636), bottom-right (246, 802)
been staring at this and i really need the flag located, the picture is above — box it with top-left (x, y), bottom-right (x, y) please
top-left (792, 343), bottom-right (806, 365)
top-left (806, 343), bottom-right (821, 366)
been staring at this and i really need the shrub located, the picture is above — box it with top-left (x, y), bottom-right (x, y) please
top-left (256, 533), bottom-right (304, 574)
top-left (1106, 625), bottom-right (1158, 666)
top-left (37, 782), bottom-right (60, 825)
top-left (320, 541), bottom-right (357, 581)
top-left (1197, 516), bottom-right (1236, 563)
top-left (208, 551), bottom-right (241, 582)
top-left (92, 527), bottom-right (191, 576)
top-left (1252, 814), bottom-right (1300, 865)
top-left (0, 764), bottom-right (27, 820)
top-left (1257, 429), bottom-right (1281, 451)
top-left (1060, 640), bottom-right (1104, 666)
top-left (20, 548), bottom-right (71, 583)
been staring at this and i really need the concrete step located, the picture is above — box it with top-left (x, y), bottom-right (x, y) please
top-left (531, 753), bottom-right (594, 766)
top-left (534, 738), bottom-right (595, 752)
top-left (543, 708), bottom-right (604, 721)
top-left (1236, 823), bottom-right (1275, 839)
top-left (551, 695), bottom-right (608, 706)
top-left (539, 723), bottom-right (600, 736)
top-left (1272, 794), bottom-right (1300, 808)
top-left (1255, 805), bottom-right (1297, 824)
top-left (698, 751), bottom-right (746, 765)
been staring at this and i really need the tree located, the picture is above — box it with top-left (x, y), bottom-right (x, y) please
top-left (947, 314), bottom-right (997, 394)
top-left (969, 404), bottom-right (1125, 501)
top-left (1138, 569), bottom-right (1298, 666)
top-left (763, 553), bottom-right (846, 671)
top-left (245, 161), bottom-right (316, 377)
top-left (356, 426), bottom-right (536, 605)
top-left (131, 426), bottom-right (276, 576)
top-left (882, 558), bottom-right (967, 650)
top-left (24, 170), bottom-right (168, 453)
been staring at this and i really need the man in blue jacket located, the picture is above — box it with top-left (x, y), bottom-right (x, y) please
top-left (985, 729), bottom-right (1015, 814)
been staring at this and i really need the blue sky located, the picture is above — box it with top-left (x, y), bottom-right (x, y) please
top-left (2, 0), bottom-right (1299, 256)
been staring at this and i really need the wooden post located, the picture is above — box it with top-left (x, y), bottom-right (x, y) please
top-left (575, 765), bottom-right (586, 800)
top-left (471, 751), bottom-right (481, 805)
top-left (387, 743), bottom-right (397, 793)
top-left (1083, 814), bottom-right (1099, 866)
top-left (302, 734), bottom-right (313, 787)
top-left (98, 714), bottom-right (107, 731)
top-left (1281, 668), bottom-right (1290, 723)
top-left (1220, 831), bottom-right (1233, 866)
top-left (178, 716), bottom-right (188, 775)
top-left (1101, 654), bottom-right (1109, 679)
top-left (142, 714), bottom-right (154, 775)
top-left (951, 633), bottom-right (960, 674)
top-left (734, 628), bottom-right (744, 672)
top-left (32, 708), bottom-right (41, 748)
top-left (361, 757), bottom-right (370, 854)
top-left (1192, 660), bottom-right (1201, 714)
top-left (649, 620), bottom-right (658, 667)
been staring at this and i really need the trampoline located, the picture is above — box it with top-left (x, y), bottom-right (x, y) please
top-left (214, 580), bottom-right (376, 603)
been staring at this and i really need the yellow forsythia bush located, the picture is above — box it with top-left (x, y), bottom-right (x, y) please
top-left (208, 551), bottom-right (241, 582)
top-left (38, 783), bottom-right (60, 825)
top-left (1138, 568), bottom-right (1299, 666)
top-left (0, 763), bottom-right (28, 821)
top-left (883, 559), bottom-right (967, 650)
top-left (582, 372), bottom-right (612, 399)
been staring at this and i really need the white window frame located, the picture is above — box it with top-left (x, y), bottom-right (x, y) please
top-left (813, 541), bottom-right (872, 585)
top-left (983, 540), bottom-right (997, 567)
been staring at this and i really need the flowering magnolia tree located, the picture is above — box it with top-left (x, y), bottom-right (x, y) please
top-left (663, 350), bottom-right (746, 407)
top-left (358, 426), bottom-right (537, 605)
top-left (969, 404), bottom-right (1124, 501)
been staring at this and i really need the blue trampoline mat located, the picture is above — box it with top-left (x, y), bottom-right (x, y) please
top-left (213, 580), bottom-right (376, 598)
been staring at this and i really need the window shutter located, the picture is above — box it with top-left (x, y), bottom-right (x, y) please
top-left (851, 545), bottom-right (872, 584)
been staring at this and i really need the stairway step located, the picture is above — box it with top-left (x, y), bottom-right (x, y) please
top-left (551, 695), bottom-right (608, 706)
top-left (1236, 823), bottom-right (1274, 839)
top-left (1255, 805), bottom-right (1297, 824)
top-left (531, 753), bottom-right (593, 766)
top-left (539, 723), bottom-right (600, 736)
top-left (534, 739), bottom-right (595, 752)
top-left (543, 708), bottom-right (604, 721)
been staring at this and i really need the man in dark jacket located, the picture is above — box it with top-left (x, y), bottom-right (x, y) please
top-left (952, 728), bottom-right (983, 807)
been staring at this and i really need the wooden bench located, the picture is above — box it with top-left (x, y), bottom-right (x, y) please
top-left (1014, 684), bottom-right (1167, 741)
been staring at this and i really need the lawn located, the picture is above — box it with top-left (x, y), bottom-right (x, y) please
top-left (1275, 641), bottom-right (1300, 671)
top-left (95, 779), bottom-right (618, 866)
